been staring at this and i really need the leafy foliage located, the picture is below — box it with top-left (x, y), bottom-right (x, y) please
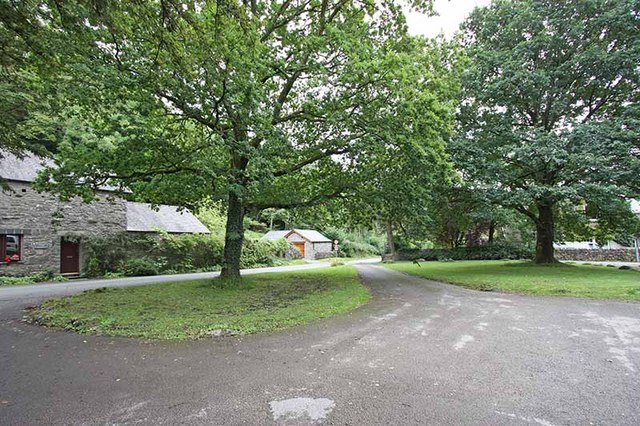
top-left (322, 226), bottom-right (385, 257)
top-left (453, 0), bottom-right (640, 263)
top-left (0, 271), bottom-right (68, 286)
top-left (395, 244), bottom-right (534, 262)
top-left (2, 0), bottom-right (455, 277)
top-left (83, 232), bottom-right (290, 277)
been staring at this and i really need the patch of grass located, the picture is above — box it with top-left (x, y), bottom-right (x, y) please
top-left (385, 260), bottom-right (640, 301)
top-left (276, 259), bottom-right (308, 266)
top-left (26, 267), bottom-right (370, 340)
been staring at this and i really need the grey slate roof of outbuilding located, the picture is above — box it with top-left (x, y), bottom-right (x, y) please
top-left (125, 202), bottom-right (210, 234)
top-left (0, 150), bottom-right (52, 182)
top-left (261, 230), bottom-right (291, 240)
top-left (293, 229), bottom-right (332, 242)
top-left (261, 229), bottom-right (331, 243)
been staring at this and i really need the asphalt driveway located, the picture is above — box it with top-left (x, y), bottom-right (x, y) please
top-left (1, 264), bottom-right (639, 425)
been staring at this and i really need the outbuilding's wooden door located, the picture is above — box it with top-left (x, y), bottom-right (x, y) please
top-left (292, 242), bottom-right (305, 257)
top-left (60, 239), bottom-right (80, 274)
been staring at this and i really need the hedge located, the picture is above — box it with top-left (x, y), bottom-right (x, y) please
top-left (395, 244), bottom-right (534, 261)
top-left (84, 232), bottom-right (291, 277)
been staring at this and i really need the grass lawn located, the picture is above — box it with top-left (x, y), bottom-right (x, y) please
top-left (26, 266), bottom-right (370, 340)
top-left (385, 260), bottom-right (640, 301)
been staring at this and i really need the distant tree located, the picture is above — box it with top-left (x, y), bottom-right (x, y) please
top-left (3, 0), bottom-right (454, 278)
top-left (259, 208), bottom-right (290, 230)
top-left (555, 199), bottom-right (640, 247)
top-left (453, 0), bottom-right (640, 263)
top-left (341, 38), bottom-right (460, 255)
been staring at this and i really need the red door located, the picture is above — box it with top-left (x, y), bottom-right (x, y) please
top-left (60, 239), bottom-right (80, 274)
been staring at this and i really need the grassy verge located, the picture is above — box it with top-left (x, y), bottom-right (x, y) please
top-left (0, 272), bottom-right (68, 286)
top-left (26, 266), bottom-right (370, 339)
top-left (384, 260), bottom-right (640, 301)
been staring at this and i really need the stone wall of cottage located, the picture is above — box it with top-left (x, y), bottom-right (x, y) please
top-left (0, 181), bottom-right (127, 276)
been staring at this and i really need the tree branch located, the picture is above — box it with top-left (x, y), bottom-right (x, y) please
top-left (271, 147), bottom-right (351, 178)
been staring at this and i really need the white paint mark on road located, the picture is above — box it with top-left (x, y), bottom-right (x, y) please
top-left (270, 397), bottom-right (335, 423)
top-left (438, 294), bottom-right (461, 310)
top-left (482, 298), bottom-right (513, 303)
top-left (454, 335), bottom-right (475, 351)
top-left (495, 410), bottom-right (556, 425)
top-left (582, 312), bottom-right (640, 372)
top-left (187, 408), bottom-right (209, 420)
top-left (608, 347), bottom-right (635, 372)
top-left (474, 322), bottom-right (489, 331)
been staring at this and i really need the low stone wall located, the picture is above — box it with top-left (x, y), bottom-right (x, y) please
top-left (555, 249), bottom-right (637, 262)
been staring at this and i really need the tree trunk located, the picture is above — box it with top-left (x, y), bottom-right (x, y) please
top-left (220, 191), bottom-right (245, 279)
top-left (385, 222), bottom-right (396, 256)
top-left (533, 202), bottom-right (557, 264)
top-left (488, 221), bottom-right (496, 244)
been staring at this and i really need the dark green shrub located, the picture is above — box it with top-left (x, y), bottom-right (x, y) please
top-left (323, 227), bottom-right (384, 257)
top-left (83, 232), bottom-right (290, 277)
top-left (122, 257), bottom-right (160, 276)
top-left (240, 238), bottom-right (290, 268)
top-left (0, 271), bottom-right (67, 285)
top-left (397, 244), bottom-right (534, 261)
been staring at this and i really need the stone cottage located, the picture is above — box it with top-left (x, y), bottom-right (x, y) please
top-left (0, 151), bottom-right (209, 276)
top-left (262, 229), bottom-right (334, 260)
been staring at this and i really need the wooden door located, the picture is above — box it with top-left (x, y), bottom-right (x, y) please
top-left (60, 239), bottom-right (80, 274)
top-left (292, 242), bottom-right (305, 257)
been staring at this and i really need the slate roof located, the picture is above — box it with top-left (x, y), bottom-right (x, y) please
top-left (0, 150), bottom-right (52, 182)
top-left (262, 229), bottom-right (331, 243)
top-left (261, 230), bottom-right (291, 240)
top-left (126, 202), bottom-right (210, 234)
top-left (293, 229), bottom-right (332, 243)
top-left (1, 150), bottom-right (209, 234)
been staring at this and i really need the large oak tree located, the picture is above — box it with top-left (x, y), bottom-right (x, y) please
top-left (2, 0), bottom-right (454, 277)
top-left (453, 0), bottom-right (640, 263)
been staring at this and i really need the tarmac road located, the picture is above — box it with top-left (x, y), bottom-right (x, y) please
top-left (1, 264), bottom-right (639, 425)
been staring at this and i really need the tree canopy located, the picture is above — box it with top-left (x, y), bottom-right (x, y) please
top-left (2, 0), bottom-right (456, 277)
top-left (452, 0), bottom-right (640, 263)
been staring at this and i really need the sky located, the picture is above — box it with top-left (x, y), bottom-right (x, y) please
top-left (406, 0), bottom-right (493, 38)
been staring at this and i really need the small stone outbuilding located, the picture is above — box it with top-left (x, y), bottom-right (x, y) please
top-left (0, 151), bottom-right (209, 276)
top-left (262, 229), bottom-right (334, 260)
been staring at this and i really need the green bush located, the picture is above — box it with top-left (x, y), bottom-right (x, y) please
top-left (241, 238), bottom-right (290, 268)
top-left (0, 271), bottom-right (68, 286)
top-left (397, 244), bottom-right (534, 261)
top-left (122, 257), bottom-right (161, 276)
top-left (83, 232), bottom-right (291, 277)
top-left (323, 227), bottom-right (384, 257)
